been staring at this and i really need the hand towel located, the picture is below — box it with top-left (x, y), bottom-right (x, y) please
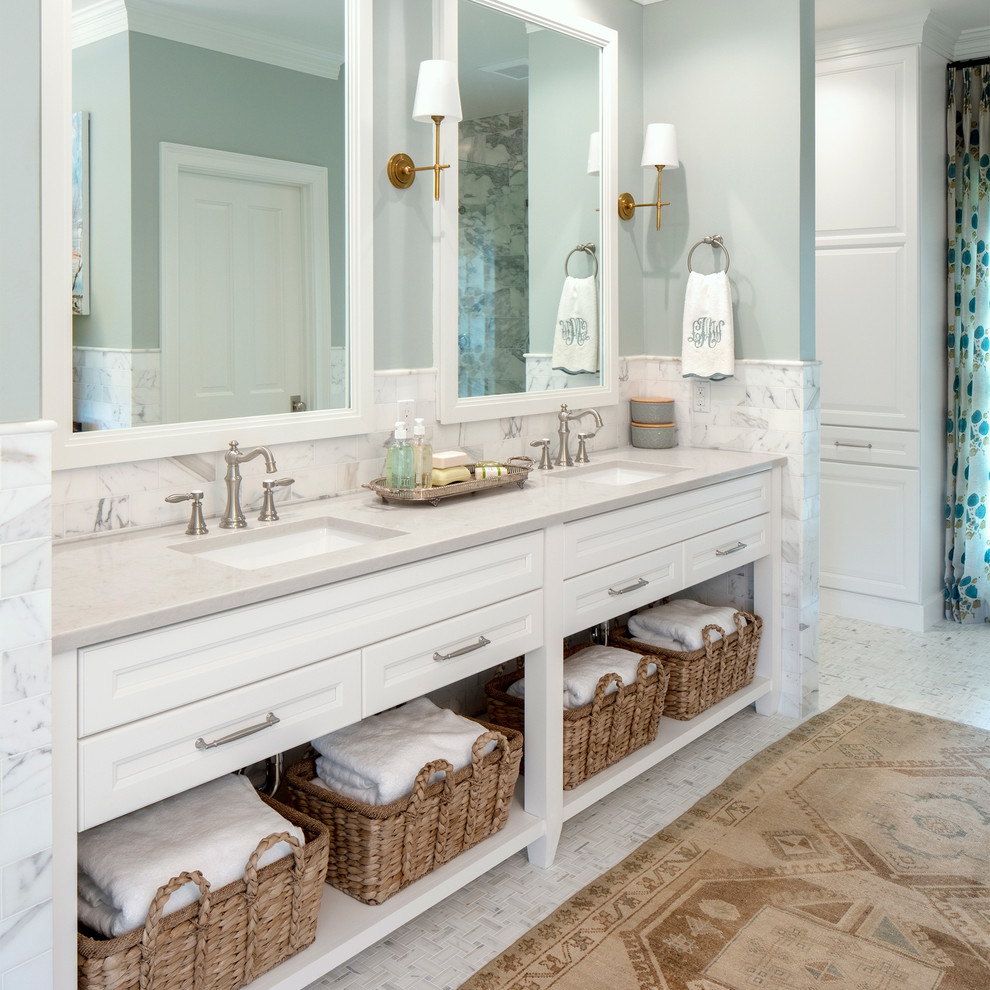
top-left (552, 275), bottom-right (599, 375)
top-left (506, 645), bottom-right (657, 710)
top-left (681, 270), bottom-right (734, 380)
top-left (310, 698), bottom-right (493, 806)
top-left (627, 599), bottom-right (743, 652)
top-left (76, 774), bottom-right (304, 937)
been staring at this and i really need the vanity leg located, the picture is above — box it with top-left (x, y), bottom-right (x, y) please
top-left (525, 525), bottom-right (565, 867)
top-left (753, 464), bottom-right (783, 715)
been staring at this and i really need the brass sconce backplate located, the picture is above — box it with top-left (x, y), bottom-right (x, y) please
top-left (616, 192), bottom-right (637, 222)
top-left (387, 153), bottom-right (416, 190)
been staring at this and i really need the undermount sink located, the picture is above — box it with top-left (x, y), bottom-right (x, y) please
top-left (551, 460), bottom-right (684, 487)
top-left (169, 517), bottom-right (406, 570)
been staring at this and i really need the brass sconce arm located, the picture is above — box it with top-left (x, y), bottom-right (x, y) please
top-left (618, 164), bottom-right (670, 230)
top-left (387, 115), bottom-right (450, 200)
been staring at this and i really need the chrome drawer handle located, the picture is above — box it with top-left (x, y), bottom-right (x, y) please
top-left (715, 542), bottom-right (747, 557)
top-left (608, 577), bottom-right (649, 596)
top-left (434, 636), bottom-right (491, 662)
top-left (195, 712), bottom-right (279, 750)
top-left (833, 440), bottom-right (872, 449)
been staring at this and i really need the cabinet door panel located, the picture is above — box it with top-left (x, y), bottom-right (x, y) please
top-left (820, 461), bottom-right (919, 600)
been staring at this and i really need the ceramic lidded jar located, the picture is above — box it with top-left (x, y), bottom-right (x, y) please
top-left (629, 396), bottom-right (674, 424)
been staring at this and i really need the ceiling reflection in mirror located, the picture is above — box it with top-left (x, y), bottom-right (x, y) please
top-left (456, 0), bottom-right (601, 399)
top-left (70, 0), bottom-right (347, 432)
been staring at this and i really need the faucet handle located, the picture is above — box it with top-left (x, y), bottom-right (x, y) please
top-left (529, 438), bottom-right (553, 470)
top-left (259, 477), bottom-right (295, 522)
top-left (165, 490), bottom-right (208, 535)
top-left (575, 433), bottom-right (592, 464)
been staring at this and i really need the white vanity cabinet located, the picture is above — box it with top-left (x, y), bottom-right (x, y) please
top-left (52, 455), bottom-right (782, 989)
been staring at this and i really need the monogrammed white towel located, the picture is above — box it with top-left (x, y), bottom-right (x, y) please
top-left (552, 275), bottom-right (599, 375)
top-left (681, 270), bottom-right (734, 380)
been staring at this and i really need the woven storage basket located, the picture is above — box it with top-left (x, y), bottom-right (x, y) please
top-left (609, 610), bottom-right (762, 721)
top-left (484, 643), bottom-right (669, 790)
top-left (77, 794), bottom-right (329, 990)
top-left (284, 718), bottom-right (522, 905)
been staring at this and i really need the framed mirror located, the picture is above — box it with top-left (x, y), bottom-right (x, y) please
top-left (44, 0), bottom-right (373, 469)
top-left (436, 0), bottom-right (618, 424)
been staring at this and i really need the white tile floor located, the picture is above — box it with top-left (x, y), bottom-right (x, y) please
top-left (305, 614), bottom-right (990, 990)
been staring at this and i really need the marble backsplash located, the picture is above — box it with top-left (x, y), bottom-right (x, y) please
top-left (51, 357), bottom-right (820, 719)
top-left (0, 423), bottom-right (54, 988)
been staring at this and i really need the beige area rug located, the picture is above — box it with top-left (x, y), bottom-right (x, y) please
top-left (460, 697), bottom-right (990, 990)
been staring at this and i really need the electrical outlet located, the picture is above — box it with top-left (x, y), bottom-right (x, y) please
top-left (692, 381), bottom-right (711, 413)
top-left (396, 399), bottom-right (415, 431)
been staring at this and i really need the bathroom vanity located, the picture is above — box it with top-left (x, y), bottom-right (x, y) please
top-left (51, 446), bottom-right (783, 988)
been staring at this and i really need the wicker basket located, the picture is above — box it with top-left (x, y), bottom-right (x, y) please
top-left (77, 794), bottom-right (329, 990)
top-left (484, 644), bottom-right (669, 790)
top-left (284, 718), bottom-right (522, 905)
top-left (609, 610), bottom-right (762, 721)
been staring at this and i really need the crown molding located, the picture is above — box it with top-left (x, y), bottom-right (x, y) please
top-left (816, 11), bottom-right (956, 60)
top-left (72, 0), bottom-right (343, 79)
top-left (953, 26), bottom-right (990, 60)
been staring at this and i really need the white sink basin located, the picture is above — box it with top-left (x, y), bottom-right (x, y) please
top-left (552, 460), bottom-right (684, 487)
top-left (170, 517), bottom-right (405, 570)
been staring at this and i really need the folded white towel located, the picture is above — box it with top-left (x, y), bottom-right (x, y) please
top-left (552, 275), bottom-right (599, 375)
top-left (681, 271), bottom-right (734, 380)
top-left (310, 698), bottom-right (493, 806)
top-left (506, 645), bottom-right (657, 710)
top-left (627, 600), bottom-right (742, 652)
top-left (77, 774), bottom-right (304, 937)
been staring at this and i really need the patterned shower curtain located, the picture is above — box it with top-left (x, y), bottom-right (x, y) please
top-left (945, 61), bottom-right (990, 623)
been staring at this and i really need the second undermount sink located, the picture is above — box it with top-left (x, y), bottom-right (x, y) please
top-left (169, 516), bottom-right (406, 570)
top-left (551, 460), bottom-right (685, 487)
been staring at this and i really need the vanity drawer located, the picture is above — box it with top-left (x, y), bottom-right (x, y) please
top-left (362, 591), bottom-right (543, 716)
top-left (78, 650), bottom-right (361, 830)
top-left (683, 513), bottom-right (772, 585)
top-left (78, 531), bottom-right (542, 735)
top-left (562, 546), bottom-right (682, 635)
top-left (563, 473), bottom-right (771, 577)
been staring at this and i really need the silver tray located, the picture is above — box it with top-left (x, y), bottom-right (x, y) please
top-left (363, 457), bottom-right (533, 506)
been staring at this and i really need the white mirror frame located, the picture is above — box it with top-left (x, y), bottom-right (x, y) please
top-left (435, 0), bottom-right (618, 425)
top-left (41, 0), bottom-right (375, 470)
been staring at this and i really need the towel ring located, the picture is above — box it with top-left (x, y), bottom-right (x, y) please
top-left (565, 243), bottom-right (598, 278)
top-left (687, 234), bottom-right (729, 274)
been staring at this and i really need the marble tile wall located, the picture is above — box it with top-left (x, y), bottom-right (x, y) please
top-left (72, 347), bottom-right (161, 431)
top-left (0, 423), bottom-right (53, 988)
top-left (525, 353), bottom-right (600, 392)
top-left (51, 357), bottom-right (819, 717)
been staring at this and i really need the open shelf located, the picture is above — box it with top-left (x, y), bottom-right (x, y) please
top-left (247, 794), bottom-right (544, 989)
top-left (562, 678), bottom-right (772, 820)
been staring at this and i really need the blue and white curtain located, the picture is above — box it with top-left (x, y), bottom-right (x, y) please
top-left (945, 61), bottom-right (990, 622)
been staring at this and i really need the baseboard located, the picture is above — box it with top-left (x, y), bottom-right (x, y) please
top-left (820, 587), bottom-right (941, 632)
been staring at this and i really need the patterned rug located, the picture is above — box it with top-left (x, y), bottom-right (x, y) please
top-left (460, 697), bottom-right (990, 989)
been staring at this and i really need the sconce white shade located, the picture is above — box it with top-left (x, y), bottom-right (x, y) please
top-left (641, 122), bottom-right (678, 168)
top-left (587, 131), bottom-right (601, 175)
top-left (412, 60), bottom-right (463, 123)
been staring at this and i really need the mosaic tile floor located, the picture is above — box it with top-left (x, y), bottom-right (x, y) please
top-left (306, 614), bottom-right (989, 990)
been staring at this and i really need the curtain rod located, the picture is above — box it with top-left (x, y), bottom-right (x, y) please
top-left (948, 57), bottom-right (989, 69)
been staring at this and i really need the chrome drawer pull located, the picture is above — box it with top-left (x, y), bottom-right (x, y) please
top-left (715, 541), bottom-right (747, 557)
top-left (195, 712), bottom-right (279, 750)
top-left (608, 577), bottom-right (649, 596)
top-left (434, 636), bottom-right (491, 662)
top-left (833, 440), bottom-right (872, 449)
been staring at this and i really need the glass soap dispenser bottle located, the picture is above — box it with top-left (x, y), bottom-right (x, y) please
top-left (411, 418), bottom-right (433, 489)
top-left (385, 421), bottom-right (415, 490)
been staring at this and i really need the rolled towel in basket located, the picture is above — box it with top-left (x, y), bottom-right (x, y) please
top-left (77, 774), bottom-right (305, 937)
top-left (506, 645), bottom-right (657, 710)
top-left (310, 697), bottom-right (495, 806)
top-left (627, 599), bottom-right (743, 652)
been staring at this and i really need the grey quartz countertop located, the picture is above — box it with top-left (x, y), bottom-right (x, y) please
top-left (52, 446), bottom-right (785, 652)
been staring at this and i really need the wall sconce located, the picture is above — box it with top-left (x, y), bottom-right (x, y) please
top-left (617, 123), bottom-right (679, 229)
top-left (387, 59), bottom-right (463, 200)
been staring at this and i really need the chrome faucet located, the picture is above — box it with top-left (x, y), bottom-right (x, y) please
top-left (221, 441), bottom-right (277, 529)
top-left (555, 403), bottom-right (604, 467)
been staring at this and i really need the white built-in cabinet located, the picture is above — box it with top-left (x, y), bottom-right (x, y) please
top-left (52, 468), bottom-right (781, 989)
top-left (815, 36), bottom-right (946, 630)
